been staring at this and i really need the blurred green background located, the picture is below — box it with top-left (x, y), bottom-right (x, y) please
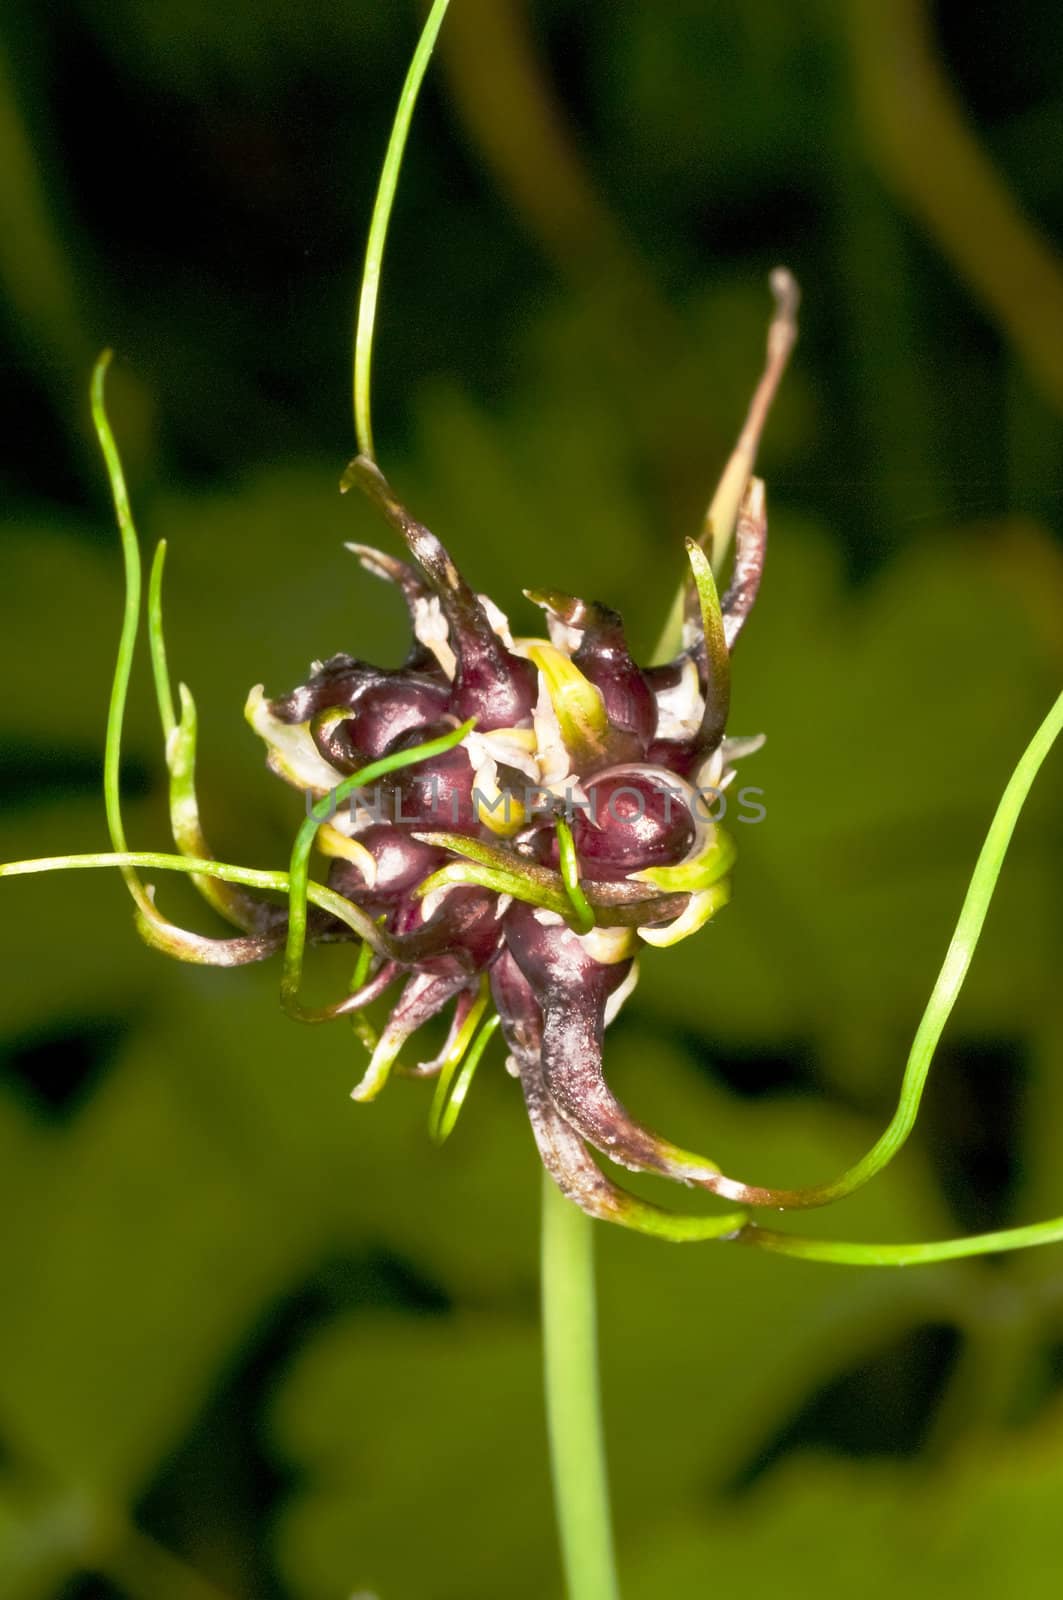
top-left (2, 1), bottom-right (1062, 1596)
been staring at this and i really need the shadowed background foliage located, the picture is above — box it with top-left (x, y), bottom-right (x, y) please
top-left (1, 2), bottom-right (1062, 1596)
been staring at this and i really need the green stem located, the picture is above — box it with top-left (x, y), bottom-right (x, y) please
top-left (353, 0), bottom-right (451, 457)
top-left (91, 350), bottom-right (153, 921)
top-left (147, 539), bottom-right (178, 740)
top-left (792, 682), bottom-right (1063, 1207)
top-left (740, 1210), bottom-right (1063, 1268)
top-left (541, 1174), bottom-right (621, 1600)
top-left (0, 850), bottom-right (384, 948)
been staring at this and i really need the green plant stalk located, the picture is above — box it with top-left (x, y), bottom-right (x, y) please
top-left (739, 1210), bottom-right (1063, 1267)
top-left (0, 849), bottom-right (383, 943)
top-left (429, 1009), bottom-right (501, 1144)
top-left (147, 539), bottom-right (178, 740)
top-left (91, 350), bottom-right (153, 922)
top-left (753, 682), bottom-right (1063, 1208)
top-left (556, 816), bottom-right (596, 933)
top-left (541, 1172), bottom-right (621, 1600)
top-left (353, 0), bottom-right (451, 458)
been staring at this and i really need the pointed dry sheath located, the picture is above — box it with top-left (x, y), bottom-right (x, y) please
top-left (223, 273), bottom-right (798, 1229)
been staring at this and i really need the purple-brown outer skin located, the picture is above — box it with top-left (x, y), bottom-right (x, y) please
top-left (571, 771), bottom-right (696, 880)
top-left (263, 472), bottom-right (754, 1193)
top-left (573, 607), bottom-right (658, 751)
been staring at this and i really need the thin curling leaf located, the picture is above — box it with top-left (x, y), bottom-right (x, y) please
top-left (685, 539), bottom-right (730, 749)
top-left (147, 540), bottom-right (177, 741)
top-left (0, 850), bottom-right (385, 952)
top-left (34, 359), bottom-right (331, 973)
top-left (430, 1012), bottom-right (501, 1145)
top-left (12, 843), bottom-right (399, 1014)
top-left (533, 684), bottom-right (1061, 1219)
top-left (555, 818), bottom-right (595, 934)
top-left (414, 830), bottom-right (574, 919)
top-left (348, 932), bottom-right (376, 997)
top-left (151, 538), bottom-right (283, 933)
top-left (414, 828), bottom-right (561, 883)
top-left (90, 350), bottom-right (153, 922)
top-left (427, 978), bottom-right (491, 1141)
top-left (168, 683), bottom-right (282, 934)
top-left (772, 681), bottom-right (1063, 1210)
top-left (738, 1210), bottom-right (1063, 1267)
top-left (353, 0), bottom-right (452, 458)
top-left (281, 719), bottom-right (477, 1019)
top-left (511, 692), bottom-right (1063, 1242)
top-left (684, 683), bottom-right (1063, 1212)
top-left (348, 935), bottom-right (382, 1056)
top-left (417, 859), bottom-right (571, 923)
top-left (617, 684), bottom-right (1063, 1215)
top-left (93, 354), bottom-right (268, 958)
top-left (414, 831), bottom-right (690, 929)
